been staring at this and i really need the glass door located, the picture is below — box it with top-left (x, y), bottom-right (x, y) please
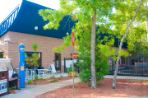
top-left (54, 53), bottom-right (61, 72)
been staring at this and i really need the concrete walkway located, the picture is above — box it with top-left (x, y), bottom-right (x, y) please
top-left (2, 78), bottom-right (80, 98)
top-left (2, 76), bottom-right (148, 98)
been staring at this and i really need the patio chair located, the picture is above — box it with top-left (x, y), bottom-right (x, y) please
top-left (37, 69), bottom-right (49, 78)
top-left (48, 64), bottom-right (56, 74)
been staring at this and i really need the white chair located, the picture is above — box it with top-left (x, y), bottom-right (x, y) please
top-left (48, 64), bottom-right (56, 74)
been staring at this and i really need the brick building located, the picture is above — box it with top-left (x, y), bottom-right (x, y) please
top-left (0, 1), bottom-right (74, 72)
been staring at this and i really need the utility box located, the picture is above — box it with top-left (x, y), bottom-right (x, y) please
top-left (0, 59), bottom-right (10, 96)
top-left (0, 71), bottom-right (8, 96)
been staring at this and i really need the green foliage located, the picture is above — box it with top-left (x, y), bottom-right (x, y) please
top-left (67, 66), bottom-right (73, 73)
top-left (39, 0), bottom-right (114, 83)
top-left (25, 43), bottom-right (40, 68)
top-left (31, 53), bottom-right (40, 67)
top-left (27, 80), bottom-right (33, 84)
top-left (109, 0), bottom-right (148, 52)
top-left (25, 53), bottom-right (40, 68)
top-left (31, 43), bottom-right (40, 67)
top-left (79, 68), bottom-right (91, 82)
top-left (119, 49), bottom-right (129, 57)
top-left (35, 75), bottom-right (40, 80)
top-left (39, 0), bottom-right (148, 83)
top-left (32, 43), bottom-right (38, 52)
top-left (76, 31), bottom-right (116, 82)
top-left (77, 45), bottom-right (110, 82)
top-left (131, 42), bottom-right (148, 56)
top-left (53, 34), bottom-right (71, 53)
top-left (25, 57), bottom-right (32, 68)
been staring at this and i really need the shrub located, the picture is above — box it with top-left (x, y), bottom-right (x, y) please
top-left (77, 43), bottom-right (111, 83)
top-left (27, 80), bottom-right (33, 84)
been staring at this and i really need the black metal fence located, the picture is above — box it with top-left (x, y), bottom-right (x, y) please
top-left (109, 62), bottom-right (148, 76)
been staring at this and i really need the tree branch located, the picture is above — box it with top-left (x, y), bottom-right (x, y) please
top-left (112, 0), bottom-right (143, 89)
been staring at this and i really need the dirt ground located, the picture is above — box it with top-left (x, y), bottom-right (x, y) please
top-left (36, 78), bottom-right (148, 98)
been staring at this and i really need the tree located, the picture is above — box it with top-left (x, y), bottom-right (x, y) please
top-left (91, 8), bottom-right (97, 88)
top-left (39, 0), bottom-right (114, 88)
top-left (110, 0), bottom-right (148, 89)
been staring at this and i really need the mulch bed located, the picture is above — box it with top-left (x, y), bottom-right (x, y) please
top-left (36, 78), bottom-right (148, 98)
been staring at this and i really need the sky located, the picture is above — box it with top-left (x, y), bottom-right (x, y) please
top-left (0, 0), bottom-right (60, 23)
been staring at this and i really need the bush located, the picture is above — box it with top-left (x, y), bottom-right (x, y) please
top-left (27, 80), bottom-right (33, 84)
top-left (77, 44), bottom-right (110, 83)
top-left (79, 68), bottom-right (90, 82)
top-left (67, 66), bottom-right (73, 73)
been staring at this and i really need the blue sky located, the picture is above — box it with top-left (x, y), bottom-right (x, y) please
top-left (0, 0), bottom-right (59, 23)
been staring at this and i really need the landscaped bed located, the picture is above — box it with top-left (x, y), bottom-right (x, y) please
top-left (36, 78), bottom-right (148, 98)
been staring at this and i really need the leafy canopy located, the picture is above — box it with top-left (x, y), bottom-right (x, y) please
top-left (39, 0), bottom-right (115, 82)
top-left (39, 0), bottom-right (148, 82)
top-left (109, 0), bottom-right (148, 52)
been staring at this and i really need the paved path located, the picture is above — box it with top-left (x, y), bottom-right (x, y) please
top-left (2, 76), bottom-right (148, 98)
top-left (2, 78), bottom-right (80, 98)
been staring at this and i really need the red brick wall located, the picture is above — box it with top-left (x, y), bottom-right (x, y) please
top-left (1, 31), bottom-right (73, 69)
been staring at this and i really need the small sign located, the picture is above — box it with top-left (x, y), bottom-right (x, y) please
top-left (20, 66), bottom-right (24, 71)
top-left (71, 53), bottom-right (78, 59)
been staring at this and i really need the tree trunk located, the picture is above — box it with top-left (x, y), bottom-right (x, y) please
top-left (146, 2), bottom-right (148, 38)
top-left (91, 9), bottom-right (97, 88)
top-left (112, 0), bottom-right (143, 89)
top-left (146, 21), bottom-right (148, 41)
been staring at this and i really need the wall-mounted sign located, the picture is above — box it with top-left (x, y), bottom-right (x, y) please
top-left (20, 66), bottom-right (24, 71)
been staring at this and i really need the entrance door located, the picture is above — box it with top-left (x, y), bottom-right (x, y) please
top-left (54, 53), bottom-right (61, 72)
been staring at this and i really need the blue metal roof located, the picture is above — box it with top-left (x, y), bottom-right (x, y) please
top-left (0, 1), bottom-right (74, 38)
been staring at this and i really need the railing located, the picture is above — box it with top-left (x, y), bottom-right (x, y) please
top-left (109, 63), bottom-right (148, 76)
top-left (25, 69), bottom-right (50, 80)
top-left (25, 69), bottom-right (68, 82)
top-left (0, 5), bottom-right (20, 35)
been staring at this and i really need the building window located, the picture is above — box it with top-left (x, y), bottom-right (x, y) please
top-left (25, 51), bottom-right (42, 68)
top-left (0, 52), bottom-right (4, 58)
top-left (54, 53), bottom-right (61, 72)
